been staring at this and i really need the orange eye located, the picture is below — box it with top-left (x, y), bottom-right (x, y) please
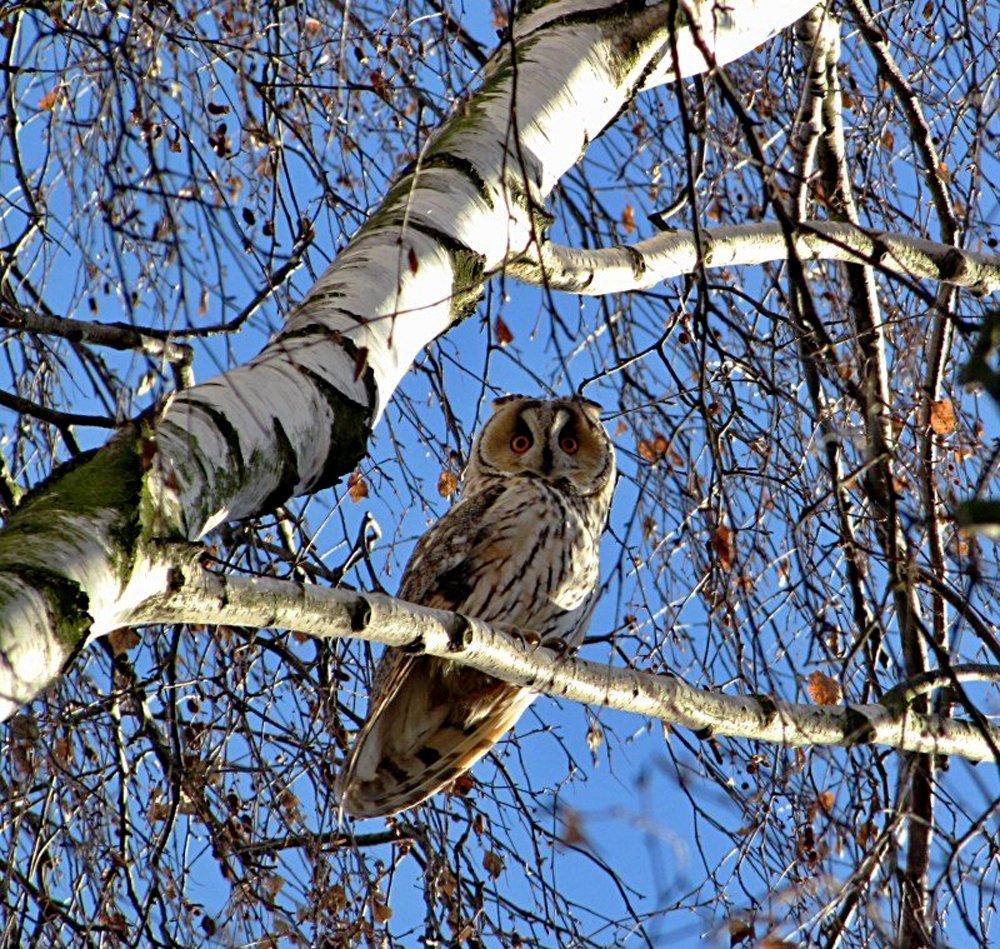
top-left (560, 435), bottom-right (579, 454)
top-left (510, 434), bottom-right (532, 454)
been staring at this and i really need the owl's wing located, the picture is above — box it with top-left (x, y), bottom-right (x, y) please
top-left (337, 485), bottom-right (533, 818)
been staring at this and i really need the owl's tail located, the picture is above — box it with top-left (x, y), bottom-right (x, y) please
top-left (337, 654), bottom-right (535, 818)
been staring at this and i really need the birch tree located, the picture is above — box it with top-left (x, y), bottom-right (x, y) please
top-left (1, 1), bottom-right (998, 947)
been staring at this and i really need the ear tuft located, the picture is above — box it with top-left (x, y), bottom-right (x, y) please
top-left (492, 393), bottom-right (532, 409)
top-left (573, 396), bottom-right (603, 421)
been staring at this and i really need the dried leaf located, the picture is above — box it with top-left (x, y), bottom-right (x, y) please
top-left (586, 720), bottom-right (604, 762)
top-left (371, 894), bottom-right (392, 923)
top-left (818, 790), bottom-right (836, 813)
top-left (407, 246), bottom-right (418, 273)
top-left (495, 316), bottom-right (514, 346)
top-left (347, 471), bottom-right (368, 502)
top-left (39, 88), bottom-right (60, 111)
top-left (108, 627), bottom-right (141, 656)
top-left (621, 205), bottom-right (636, 234)
top-left (929, 398), bottom-right (956, 435)
top-left (711, 525), bottom-right (736, 571)
top-left (806, 670), bottom-right (842, 705)
top-left (561, 807), bottom-right (587, 846)
top-left (729, 916), bottom-right (754, 945)
top-left (482, 850), bottom-right (504, 879)
top-left (448, 772), bottom-right (476, 798)
top-left (437, 470), bottom-right (459, 498)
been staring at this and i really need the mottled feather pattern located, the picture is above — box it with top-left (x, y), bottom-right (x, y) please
top-left (338, 396), bottom-right (615, 817)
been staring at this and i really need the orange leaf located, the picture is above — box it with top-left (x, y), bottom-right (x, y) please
top-left (347, 471), bottom-right (368, 501)
top-left (929, 399), bottom-right (956, 435)
top-left (495, 315), bottom-right (514, 346)
top-left (806, 670), bottom-right (842, 705)
top-left (621, 205), bottom-right (636, 234)
top-left (39, 88), bottom-right (60, 111)
top-left (437, 470), bottom-right (459, 498)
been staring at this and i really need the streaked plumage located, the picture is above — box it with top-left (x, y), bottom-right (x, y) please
top-left (337, 395), bottom-right (616, 817)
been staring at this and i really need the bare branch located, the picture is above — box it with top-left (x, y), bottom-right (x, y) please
top-left (130, 549), bottom-right (1000, 765)
top-left (509, 222), bottom-right (1000, 297)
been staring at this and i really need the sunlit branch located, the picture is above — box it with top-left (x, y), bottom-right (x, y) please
top-left (509, 222), bottom-right (1000, 297)
top-left (130, 548), bottom-right (1000, 765)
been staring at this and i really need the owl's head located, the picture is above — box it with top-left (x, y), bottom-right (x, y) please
top-left (464, 395), bottom-right (616, 500)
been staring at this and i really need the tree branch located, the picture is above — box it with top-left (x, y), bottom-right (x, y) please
top-left (126, 547), bottom-right (1000, 765)
top-left (508, 221), bottom-right (1000, 297)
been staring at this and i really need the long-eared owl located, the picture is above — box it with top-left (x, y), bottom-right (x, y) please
top-left (337, 395), bottom-right (616, 817)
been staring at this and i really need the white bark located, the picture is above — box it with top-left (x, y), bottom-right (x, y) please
top-left (131, 552), bottom-right (1000, 765)
top-left (509, 222), bottom-right (1000, 296)
top-left (0, 1), bottom-right (822, 719)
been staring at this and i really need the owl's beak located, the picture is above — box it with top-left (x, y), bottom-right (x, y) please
top-left (540, 444), bottom-right (553, 474)
top-left (540, 408), bottom-right (573, 474)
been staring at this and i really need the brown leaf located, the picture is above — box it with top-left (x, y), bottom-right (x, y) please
top-left (108, 627), bottom-right (141, 656)
top-left (437, 470), bottom-right (459, 498)
top-left (729, 916), bottom-right (754, 945)
top-left (407, 246), bottom-right (418, 273)
top-left (482, 850), bottom-right (504, 879)
top-left (621, 205), bottom-right (636, 234)
top-left (561, 807), bottom-right (588, 846)
top-left (494, 316), bottom-right (514, 346)
top-left (711, 525), bottom-right (736, 571)
top-left (929, 398), bottom-right (956, 435)
top-left (448, 772), bottom-right (476, 798)
top-left (818, 790), bottom-right (836, 813)
top-left (371, 894), bottom-right (392, 923)
top-left (806, 670), bottom-right (842, 705)
top-left (347, 471), bottom-right (368, 502)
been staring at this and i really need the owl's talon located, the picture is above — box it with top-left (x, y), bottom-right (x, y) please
top-left (512, 628), bottom-right (541, 649)
top-left (546, 637), bottom-right (572, 657)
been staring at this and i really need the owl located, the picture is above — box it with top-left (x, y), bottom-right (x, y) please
top-left (337, 395), bottom-right (616, 817)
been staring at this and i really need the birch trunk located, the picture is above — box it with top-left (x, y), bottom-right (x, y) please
top-left (0, 0), bottom-right (818, 721)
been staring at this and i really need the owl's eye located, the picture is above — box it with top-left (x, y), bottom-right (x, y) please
top-left (559, 434), bottom-right (579, 454)
top-left (510, 433), bottom-right (533, 454)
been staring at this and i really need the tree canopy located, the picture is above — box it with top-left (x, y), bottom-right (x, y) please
top-left (1, 1), bottom-right (998, 947)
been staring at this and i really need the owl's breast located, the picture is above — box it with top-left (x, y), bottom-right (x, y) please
top-left (453, 479), bottom-right (603, 643)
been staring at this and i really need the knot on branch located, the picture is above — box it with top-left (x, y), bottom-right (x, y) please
top-left (843, 706), bottom-right (877, 745)
top-left (448, 614), bottom-right (474, 653)
top-left (349, 595), bottom-right (372, 633)
top-left (751, 694), bottom-right (779, 726)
